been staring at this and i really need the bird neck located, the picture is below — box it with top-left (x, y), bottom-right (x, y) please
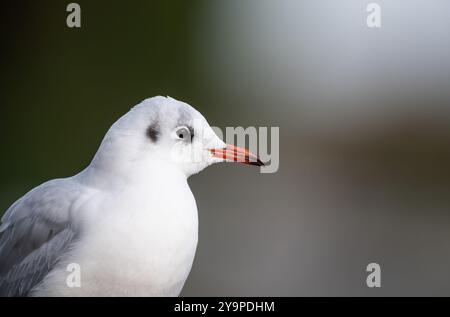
top-left (77, 154), bottom-right (187, 192)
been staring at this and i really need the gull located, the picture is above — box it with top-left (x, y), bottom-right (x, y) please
top-left (0, 96), bottom-right (263, 296)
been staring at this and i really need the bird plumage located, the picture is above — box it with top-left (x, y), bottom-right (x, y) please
top-left (0, 96), bottom-right (261, 296)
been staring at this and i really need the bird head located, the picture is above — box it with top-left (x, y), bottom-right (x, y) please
top-left (92, 96), bottom-right (263, 179)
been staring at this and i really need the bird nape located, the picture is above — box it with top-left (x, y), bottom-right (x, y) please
top-left (0, 96), bottom-right (263, 297)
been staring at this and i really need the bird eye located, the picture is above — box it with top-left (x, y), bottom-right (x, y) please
top-left (175, 126), bottom-right (192, 141)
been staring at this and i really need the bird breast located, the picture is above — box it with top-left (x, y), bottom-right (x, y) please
top-left (37, 179), bottom-right (199, 296)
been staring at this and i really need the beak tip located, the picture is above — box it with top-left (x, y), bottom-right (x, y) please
top-left (248, 159), bottom-right (265, 166)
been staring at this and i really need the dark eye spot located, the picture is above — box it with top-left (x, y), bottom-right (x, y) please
top-left (146, 123), bottom-right (159, 142)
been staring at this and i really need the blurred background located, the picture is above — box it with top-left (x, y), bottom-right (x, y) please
top-left (1, 0), bottom-right (450, 296)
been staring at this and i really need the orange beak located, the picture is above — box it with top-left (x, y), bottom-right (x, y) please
top-left (210, 144), bottom-right (264, 166)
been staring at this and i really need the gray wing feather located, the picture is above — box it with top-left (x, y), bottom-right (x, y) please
top-left (0, 178), bottom-right (84, 296)
top-left (0, 229), bottom-right (74, 296)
